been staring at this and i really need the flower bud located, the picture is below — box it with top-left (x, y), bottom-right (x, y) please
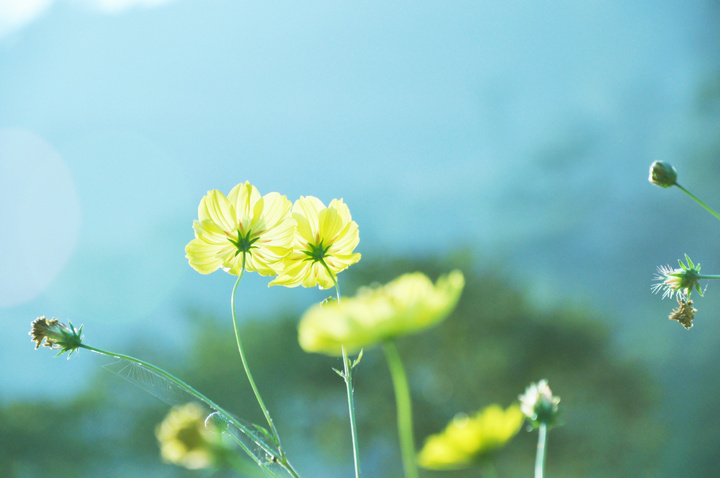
top-left (519, 380), bottom-right (561, 429)
top-left (649, 161), bottom-right (678, 188)
top-left (29, 316), bottom-right (83, 358)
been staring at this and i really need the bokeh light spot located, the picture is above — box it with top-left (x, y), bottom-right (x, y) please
top-left (0, 128), bottom-right (81, 307)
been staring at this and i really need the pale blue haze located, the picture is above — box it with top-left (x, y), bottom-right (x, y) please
top-left (1, 4), bottom-right (719, 475)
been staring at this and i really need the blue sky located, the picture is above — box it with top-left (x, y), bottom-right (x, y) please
top-left (2, 0), bottom-right (720, 401)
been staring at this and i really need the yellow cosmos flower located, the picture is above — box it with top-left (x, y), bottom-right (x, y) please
top-left (185, 182), bottom-right (295, 276)
top-left (417, 404), bottom-right (524, 470)
top-left (270, 196), bottom-right (361, 289)
top-left (298, 270), bottom-right (464, 356)
top-left (156, 402), bottom-right (221, 470)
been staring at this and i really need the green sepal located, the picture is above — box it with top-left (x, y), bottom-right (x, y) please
top-left (351, 349), bottom-right (364, 369)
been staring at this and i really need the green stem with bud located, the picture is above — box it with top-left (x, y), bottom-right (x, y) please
top-left (341, 346), bottom-right (362, 478)
top-left (324, 261), bottom-right (362, 478)
top-left (676, 184), bottom-right (720, 222)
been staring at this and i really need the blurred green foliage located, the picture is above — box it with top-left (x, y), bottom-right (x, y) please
top-left (3, 253), bottom-right (662, 477)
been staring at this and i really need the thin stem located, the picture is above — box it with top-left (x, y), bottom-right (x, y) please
top-left (676, 184), bottom-right (720, 222)
top-left (320, 259), bottom-right (341, 302)
top-left (534, 423), bottom-right (547, 478)
top-left (382, 341), bottom-right (419, 478)
top-left (325, 265), bottom-right (361, 476)
top-left (230, 253), bottom-right (299, 476)
top-left (342, 346), bottom-right (362, 478)
top-left (696, 275), bottom-right (720, 280)
top-left (79, 344), bottom-right (292, 477)
top-left (230, 258), bottom-right (278, 439)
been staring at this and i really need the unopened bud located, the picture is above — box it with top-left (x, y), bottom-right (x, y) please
top-left (649, 161), bottom-right (678, 188)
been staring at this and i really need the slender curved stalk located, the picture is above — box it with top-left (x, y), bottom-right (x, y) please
top-left (382, 340), bottom-right (419, 478)
top-left (676, 184), bottom-right (720, 222)
top-left (230, 253), bottom-right (299, 477)
top-left (534, 423), bottom-right (547, 478)
top-left (79, 344), bottom-right (297, 477)
top-left (231, 258), bottom-right (279, 438)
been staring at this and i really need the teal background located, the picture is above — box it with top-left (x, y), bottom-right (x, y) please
top-left (2, 1), bottom-right (720, 476)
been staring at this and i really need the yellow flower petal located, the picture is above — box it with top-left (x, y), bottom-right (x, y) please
top-left (198, 190), bottom-right (235, 232)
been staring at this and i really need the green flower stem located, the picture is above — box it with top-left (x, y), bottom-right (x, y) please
top-left (534, 423), bottom-right (547, 478)
top-left (321, 259), bottom-right (341, 302)
top-left (325, 264), bottom-right (362, 477)
top-left (231, 258), bottom-right (282, 450)
top-left (342, 346), bottom-right (362, 478)
top-left (78, 344), bottom-right (293, 478)
top-left (382, 340), bottom-right (419, 478)
top-left (696, 275), bottom-right (720, 280)
top-left (676, 184), bottom-right (720, 222)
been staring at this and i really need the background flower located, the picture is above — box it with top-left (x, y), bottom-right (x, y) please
top-left (270, 196), bottom-right (361, 289)
top-left (298, 270), bottom-right (464, 355)
top-left (417, 404), bottom-right (524, 470)
top-left (155, 402), bottom-right (220, 470)
top-left (185, 182), bottom-right (295, 276)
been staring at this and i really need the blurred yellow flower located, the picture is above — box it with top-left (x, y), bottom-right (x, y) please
top-left (270, 196), bottom-right (361, 289)
top-left (185, 182), bottom-right (295, 276)
top-left (156, 402), bottom-right (220, 470)
top-left (298, 270), bottom-right (464, 355)
top-left (417, 404), bottom-right (523, 470)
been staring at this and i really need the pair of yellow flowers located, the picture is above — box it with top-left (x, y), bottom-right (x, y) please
top-left (185, 181), bottom-right (361, 289)
top-left (184, 181), bottom-right (466, 357)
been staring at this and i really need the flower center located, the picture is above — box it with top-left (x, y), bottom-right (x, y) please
top-left (305, 240), bottom-right (331, 263)
top-left (229, 230), bottom-right (260, 256)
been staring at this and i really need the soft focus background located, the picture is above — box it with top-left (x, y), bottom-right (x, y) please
top-left (2, 1), bottom-right (720, 476)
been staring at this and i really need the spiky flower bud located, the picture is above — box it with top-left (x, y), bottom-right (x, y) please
top-left (29, 316), bottom-right (83, 358)
top-left (651, 254), bottom-right (703, 300)
top-left (649, 161), bottom-right (678, 188)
